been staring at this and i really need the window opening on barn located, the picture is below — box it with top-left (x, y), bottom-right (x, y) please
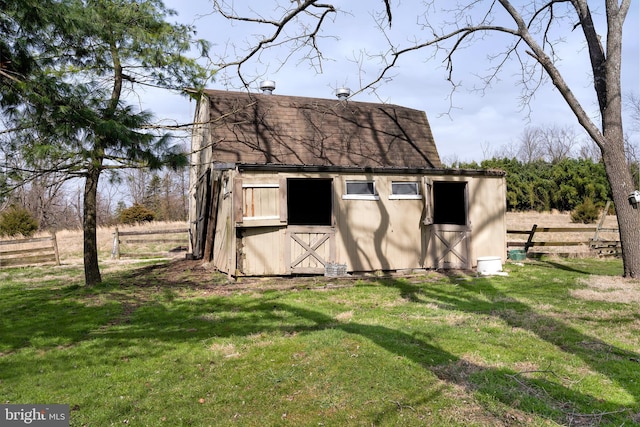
top-left (343, 180), bottom-right (379, 200)
top-left (287, 178), bottom-right (333, 226)
top-left (390, 181), bottom-right (421, 199)
top-left (241, 183), bottom-right (280, 221)
top-left (432, 181), bottom-right (467, 225)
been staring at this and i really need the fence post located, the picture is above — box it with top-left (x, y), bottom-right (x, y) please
top-left (593, 200), bottom-right (611, 242)
top-left (111, 227), bottom-right (120, 260)
top-left (51, 232), bottom-right (61, 266)
top-left (524, 224), bottom-right (537, 253)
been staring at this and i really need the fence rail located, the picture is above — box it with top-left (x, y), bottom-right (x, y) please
top-left (507, 201), bottom-right (621, 257)
top-left (507, 224), bottom-right (621, 257)
top-left (0, 234), bottom-right (61, 268)
top-left (111, 227), bottom-right (189, 259)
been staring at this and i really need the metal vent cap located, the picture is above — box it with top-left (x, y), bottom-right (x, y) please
top-left (260, 80), bottom-right (276, 94)
top-left (336, 87), bottom-right (351, 100)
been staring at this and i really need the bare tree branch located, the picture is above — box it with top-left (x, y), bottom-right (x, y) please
top-left (383, 0), bottom-right (392, 27)
top-left (210, 0), bottom-right (640, 276)
top-left (0, 68), bottom-right (23, 84)
top-left (212, 0), bottom-right (336, 87)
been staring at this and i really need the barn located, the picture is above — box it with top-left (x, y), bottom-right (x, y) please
top-left (188, 87), bottom-right (506, 276)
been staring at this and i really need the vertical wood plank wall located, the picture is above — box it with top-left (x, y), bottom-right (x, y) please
top-left (206, 169), bottom-right (506, 276)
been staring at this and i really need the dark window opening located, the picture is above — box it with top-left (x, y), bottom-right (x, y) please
top-left (433, 182), bottom-right (467, 225)
top-left (287, 179), bottom-right (332, 226)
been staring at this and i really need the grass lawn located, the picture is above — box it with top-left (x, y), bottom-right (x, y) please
top-left (0, 257), bottom-right (638, 426)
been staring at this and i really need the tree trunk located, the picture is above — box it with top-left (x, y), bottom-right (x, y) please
top-left (600, 1), bottom-right (639, 277)
top-left (601, 134), bottom-right (640, 278)
top-left (83, 164), bottom-right (102, 286)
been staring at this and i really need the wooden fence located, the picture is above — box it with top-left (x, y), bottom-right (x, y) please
top-left (507, 210), bottom-right (620, 257)
top-left (111, 227), bottom-right (190, 260)
top-left (507, 224), bottom-right (621, 256)
top-left (0, 234), bottom-right (61, 268)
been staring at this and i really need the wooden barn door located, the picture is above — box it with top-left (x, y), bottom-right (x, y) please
top-left (431, 224), bottom-right (471, 269)
top-left (286, 226), bottom-right (336, 274)
top-left (425, 179), bottom-right (472, 270)
top-left (193, 169), bottom-right (211, 259)
top-left (285, 178), bottom-right (335, 274)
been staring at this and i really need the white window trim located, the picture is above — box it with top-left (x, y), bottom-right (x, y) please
top-left (389, 194), bottom-right (423, 200)
top-left (342, 194), bottom-right (380, 201)
top-left (242, 183), bottom-right (279, 188)
top-left (242, 215), bottom-right (281, 221)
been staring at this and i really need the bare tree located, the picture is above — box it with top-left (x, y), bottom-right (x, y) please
top-left (493, 140), bottom-right (518, 160)
top-left (627, 93), bottom-right (640, 132)
top-left (0, 135), bottom-right (79, 230)
top-left (538, 125), bottom-right (580, 163)
top-left (125, 168), bottom-right (152, 207)
top-left (211, 0), bottom-right (639, 277)
top-left (121, 167), bottom-right (188, 221)
top-left (440, 153), bottom-right (461, 168)
top-left (578, 138), bottom-right (603, 162)
top-left (96, 180), bottom-right (124, 226)
top-left (517, 127), bottom-right (545, 163)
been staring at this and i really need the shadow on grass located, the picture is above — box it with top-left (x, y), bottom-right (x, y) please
top-left (1, 259), bottom-right (637, 425)
top-left (374, 269), bottom-right (639, 424)
top-left (0, 284), bottom-right (120, 353)
top-left (530, 258), bottom-right (604, 275)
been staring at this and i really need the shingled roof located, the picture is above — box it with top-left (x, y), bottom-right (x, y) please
top-left (199, 89), bottom-right (441, 169)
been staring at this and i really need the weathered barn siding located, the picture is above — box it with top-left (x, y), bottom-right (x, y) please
top-left (211, 179), bottom-right (234, 274)
top-left (201, 167), bottom-right (506, 276)
top-left (334, 173), bottom-right (425, 272)
top-left (241, 226), bottom-right (286, 275)
top-left (466, 175), bottom-right (508, 261)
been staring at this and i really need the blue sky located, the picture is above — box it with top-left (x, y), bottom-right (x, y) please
top-left (147, 0), bottom-right (640, 164)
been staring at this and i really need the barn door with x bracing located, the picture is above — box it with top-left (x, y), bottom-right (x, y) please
top-left (285, 178), bottom-right (335, 274)
top-left (426, 180), bottom-right (472, 270)
top-left (285, 226), bottom-right (336, 274)
top-left (431, 224), bottom-right (471, 269)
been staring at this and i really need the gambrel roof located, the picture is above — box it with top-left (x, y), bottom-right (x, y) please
top-left (197, 89), bottom-right (442, 169)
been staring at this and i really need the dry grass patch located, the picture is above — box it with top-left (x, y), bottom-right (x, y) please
top-left (247, 332), bottom-right (276, 347)
top-left (380, 295), bottom-right (414, 307)
top-left (437, 312), bottom-right (476, 326)
top-left (434, 382), bottom-right (511, 426)
top-left (209, 342), bottom-right (241, 358)
top-left (334, 311), bottom-right (354, 322)
top-left (572, 276), bottom-right (640, 304)
top-left (9, 272), bottom-right (80, 286)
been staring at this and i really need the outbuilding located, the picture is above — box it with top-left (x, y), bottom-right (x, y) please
top-left (188, 88), bottom-right (506, 276)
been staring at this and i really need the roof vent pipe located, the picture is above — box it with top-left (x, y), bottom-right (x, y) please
top-left (260, 80), bottom-right (276, 94)
top-left (336, 87), bottom-right (351, 100)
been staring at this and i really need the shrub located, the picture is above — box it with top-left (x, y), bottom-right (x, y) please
top-left (119, 203), bottom-right (156, 224)
top-left (0, 205), bottom-right (39, 237)
top-left (570, 198), bottom-right (600, 224)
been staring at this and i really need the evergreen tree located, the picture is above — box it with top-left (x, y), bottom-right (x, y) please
top-left (0, 0), bottom-right (211, 285)
top-left (460, 157), bottom-right (612, 212)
